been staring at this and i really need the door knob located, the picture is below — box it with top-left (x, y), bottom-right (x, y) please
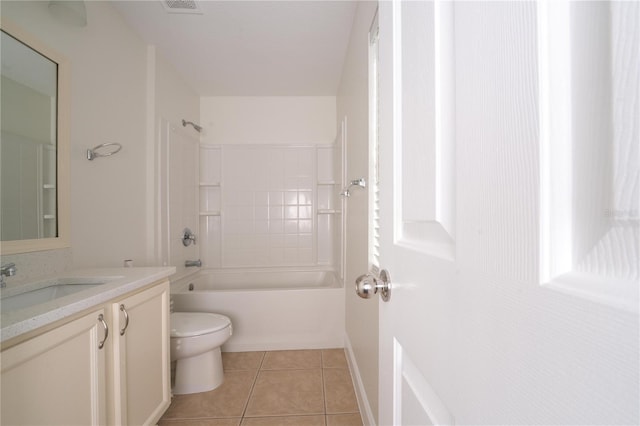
top-left (355, 269), bottom-right (391, 302)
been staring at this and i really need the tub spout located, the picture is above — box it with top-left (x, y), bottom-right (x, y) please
top-left (185, 259), bottom-right (202, 268)
top-left (1, 262), bottom-right (17, 288)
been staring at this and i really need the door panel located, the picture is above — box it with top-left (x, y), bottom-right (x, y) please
top-left (378, 1), bottom-right (457, 422)
top-left (395, 0), bottom-right (456, 259)
top-left (377, 1), bottom-right (639, 425)
top-left (396, 340), bottom-right (453, 426)
top-left (1, 310), bottom-right (106, 425)
top-left (112, 282), bottom-right (171, 425)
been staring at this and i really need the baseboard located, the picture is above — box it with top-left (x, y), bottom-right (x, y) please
top-left (344, 334), bottom-right (376, 426)
top-left (223, 339), bottom-right (344, 353)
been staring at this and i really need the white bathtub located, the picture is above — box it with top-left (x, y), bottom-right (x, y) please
top-left (170, 268), bottom-right (345, 352)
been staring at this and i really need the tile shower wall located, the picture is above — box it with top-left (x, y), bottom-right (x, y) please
top-left (200, 145), bottom-right (222, 268)
top-left (200, 144), bottom-right (340, 269)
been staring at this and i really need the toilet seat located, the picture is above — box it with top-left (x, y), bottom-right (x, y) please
top-left (171, 312), bottom-right (231, 338)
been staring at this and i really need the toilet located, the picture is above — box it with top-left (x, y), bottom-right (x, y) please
top-left (170, 312), bottom-right (233, 395)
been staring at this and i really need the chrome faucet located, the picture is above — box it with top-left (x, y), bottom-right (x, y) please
top-left (181, 228), bottom-right (197, 247)
top-left (185, 259), bottom-right (202, 268)
top-left (1, 263), bottom-right (17, 288)
top-left (340, 178), bottom-right (367, 197)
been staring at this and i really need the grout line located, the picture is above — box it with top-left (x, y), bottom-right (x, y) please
top-left (321, 348), bottom-right (329, 425)
top-left (257, 350), bottom-right (267, 370)
top-left (240, 351), bottom-right (266, 420)
top-left (321, 359), bottom-right (328, 416)
top-left (164, 350), bottom-right (361, 425)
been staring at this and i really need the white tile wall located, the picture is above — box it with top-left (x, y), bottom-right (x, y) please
top-left (199, 144), bottom-right (342, 270)
top-left (200, 187), bottom-right (221, 213)
top-left (200, 146), bottom-right (221, 184)
top-left (317, 146), bottom-right (335, 183)
top-left (316, 146), bottom-right (340, 267)
top-left (317, 214), bottom-right (333, 265)
top-left (220, 146), bottom-right (316, 267)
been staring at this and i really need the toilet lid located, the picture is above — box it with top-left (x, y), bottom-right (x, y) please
top-left (170, 312), bottom-right (231, 338)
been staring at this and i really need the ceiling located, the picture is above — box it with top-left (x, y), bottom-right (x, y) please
top-left (112, 0), bottom-right (358, 97)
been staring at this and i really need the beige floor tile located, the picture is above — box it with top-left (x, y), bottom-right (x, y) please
top-left (323, 369), bottom-right (359, 414)
top-left (262, 350), bottom-right (322, 370)
top-left (241, 415), bottom-right (325, 426)
top-left (326, 413), bottom-right (363, 426)
top-left (162, 371), bottom-right (256, 419)
top-left (245, 369), bottom-right (324, 417)
top-left (223, 351), bottom-right (265, 371)
top-left (321, 349), bottom-right (348, 369)
top-left (158, 419), bottom-right (241, 426)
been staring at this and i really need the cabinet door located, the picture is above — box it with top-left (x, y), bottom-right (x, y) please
top-left (1, 309), bottom-right (107, 425)
top-left (111, 281), bottom-right (171, 426)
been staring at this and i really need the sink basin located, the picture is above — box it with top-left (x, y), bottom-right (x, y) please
top-left (1, 280), bottom-right (106, 313)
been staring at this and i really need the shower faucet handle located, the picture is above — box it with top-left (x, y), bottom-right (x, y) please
top-left (182, 227), bottom-right (197, 246)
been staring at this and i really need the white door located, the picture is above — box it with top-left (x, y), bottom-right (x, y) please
top-left (375, 1), bottom-right (639, 425)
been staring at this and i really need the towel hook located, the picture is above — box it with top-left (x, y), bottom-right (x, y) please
top-left (87, 142), bottom-right (122, 160)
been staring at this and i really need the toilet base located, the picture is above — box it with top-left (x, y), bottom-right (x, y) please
top-left (172, 347), bottom-right (224, 395)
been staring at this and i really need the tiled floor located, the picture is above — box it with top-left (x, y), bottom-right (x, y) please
top-left (159, 349), bottom-right (363, 426)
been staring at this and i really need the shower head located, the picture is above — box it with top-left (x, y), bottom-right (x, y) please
top-left (340, 177), bottom-right (366, 198)
top-left (182, 119), bottom-right (202, 133)
top-left (349, 178), bottom-right (366, 189)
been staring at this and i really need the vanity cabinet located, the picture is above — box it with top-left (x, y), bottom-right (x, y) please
top-left (0, 279), bottom-right (171, 426)
top-left (108, 281), bottom-right (171, 426)
top-left (0, 308), bottom-right (108, 425)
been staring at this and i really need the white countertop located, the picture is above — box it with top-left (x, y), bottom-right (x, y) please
top-left (0, 267), bottom-right (175, 344)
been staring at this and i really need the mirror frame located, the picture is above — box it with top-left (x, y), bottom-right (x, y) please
top-left (0, 19), bottom-right (70, 254)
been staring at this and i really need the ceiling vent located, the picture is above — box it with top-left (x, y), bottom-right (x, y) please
top-left (161, 0), bottom-right (202, 15)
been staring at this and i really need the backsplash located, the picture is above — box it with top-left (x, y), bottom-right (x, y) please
top-left (1, 248), bottom-right (72, 287)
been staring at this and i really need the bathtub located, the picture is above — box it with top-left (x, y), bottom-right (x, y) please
top-left (170, 268), bottom-right (345, 352)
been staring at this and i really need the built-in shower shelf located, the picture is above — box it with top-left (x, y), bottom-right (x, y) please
top-left (317, 209), bottom-right (341, 215)
top-left (200, 211), bottom-right (221, 217)
top-left (199, 182), bottom-right (221, 187)
top-left (43, 214), bottom-right (56, 220)
top-left (43, 184), bottom-right (56, 189)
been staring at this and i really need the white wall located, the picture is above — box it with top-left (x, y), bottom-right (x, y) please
top-left (2, 1), bottom-right (147, 269)
top-left (200, 96), bottom-right (336, 145)
top-left (336, 2), bottom-right (379, 425)
top-left (2, 1), bottom-right (198, 277)
top-left (148, 47), bottom-right (200, 279)
top-left (153, 51), bottom-right (200, 130)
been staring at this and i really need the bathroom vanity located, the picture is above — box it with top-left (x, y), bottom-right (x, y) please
top-left (0, 267), bottom-right (175, 426)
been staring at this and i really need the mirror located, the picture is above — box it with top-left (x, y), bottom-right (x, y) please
top-left (0, 19), bottom-right (70, 254)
